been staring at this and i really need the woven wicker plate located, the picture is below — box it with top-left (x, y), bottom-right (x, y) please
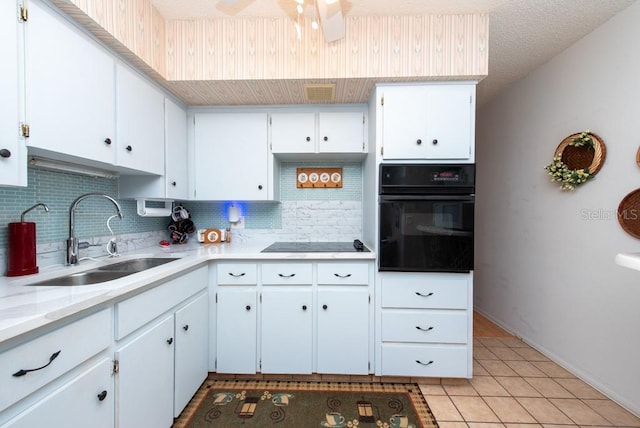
top-left (618, 188), bottom-right (640, 239)
top-left (554, 132), bottom-right (606, 174)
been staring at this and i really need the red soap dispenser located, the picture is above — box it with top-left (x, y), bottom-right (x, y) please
top-left (7, 203), bottom-right (49, 277)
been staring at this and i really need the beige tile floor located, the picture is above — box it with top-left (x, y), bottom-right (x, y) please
top-left (419, 317), bottom-right (640, 427)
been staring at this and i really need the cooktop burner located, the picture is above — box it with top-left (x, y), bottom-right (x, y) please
top-left (261, 241), bottom-right (370, 253)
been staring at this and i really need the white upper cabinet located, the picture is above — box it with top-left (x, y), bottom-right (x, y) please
top-left (27, 0), bottom-right (116, 167)
top-left (115, 64), bottom-right (165, 175)
top-left (0, 0), bottom-right (26, 187)
top-left (193, 112), bottom-right (271, 201)
top-left (270, 109), bottom-right (367, 157)
top-left (380, 84), bottom-right (475, 161)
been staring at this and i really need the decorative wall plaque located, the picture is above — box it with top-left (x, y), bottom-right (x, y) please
top-left (296, 167), bottom-right (342, 188)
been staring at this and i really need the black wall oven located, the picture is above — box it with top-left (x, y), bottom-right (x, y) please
top-left (378, 163), bottom-right (475, 273)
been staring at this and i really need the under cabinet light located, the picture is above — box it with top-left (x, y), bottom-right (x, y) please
top-left (29, 157), bottom-right (119, 179)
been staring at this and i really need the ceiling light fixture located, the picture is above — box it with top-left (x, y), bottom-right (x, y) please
top-left (29, 156), bottom-right (119, 179)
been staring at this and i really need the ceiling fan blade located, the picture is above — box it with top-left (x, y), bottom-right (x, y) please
top-left (215, 0), bottom-right (255, 16)
top-left (317, 0), bottom-right (345, 42)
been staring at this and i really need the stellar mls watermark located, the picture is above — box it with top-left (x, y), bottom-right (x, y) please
top-left (581, 208), bottom-right (638, 221)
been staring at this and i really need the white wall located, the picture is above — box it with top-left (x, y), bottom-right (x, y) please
top-left (475, 1), bottom-right (640, 415)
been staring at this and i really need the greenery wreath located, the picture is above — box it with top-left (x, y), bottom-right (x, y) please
top-left (544, 130), bottom-right (606, 190)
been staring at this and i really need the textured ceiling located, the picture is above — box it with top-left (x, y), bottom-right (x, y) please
top-left (150, 0), bottom-right (636, 106)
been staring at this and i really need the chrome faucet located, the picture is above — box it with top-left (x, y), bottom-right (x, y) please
top-left (67, 193), bottom-right (124, 265)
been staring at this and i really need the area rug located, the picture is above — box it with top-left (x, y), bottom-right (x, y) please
top-left (173, 380), bottom-right (438, 428)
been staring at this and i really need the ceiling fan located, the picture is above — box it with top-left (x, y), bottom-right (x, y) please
top-left (215, 0), bottom-right (347, 43)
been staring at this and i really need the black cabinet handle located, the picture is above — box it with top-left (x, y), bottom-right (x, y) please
top-left (416, 139), bottom-right (422, 145)
top-left (306, 136), bottom-right (311, 142)
top-left (416, 326), bottom-right (434, 332)
top-left (278, 273), bottom-right (296, 278)
top-left (229, 272), bottom-right (246, 277)
top-left (0, 149), bottom-right (11, 158)
top-left (246, 305), bottom-right (251, 311)
top-left (171, 181), bottom-right (177, 186)
top-left (126, 145), bottom-right (132, 152)
top-left (258, 184), bottom-right (263, 190)
top-left (302, 305), bottom-right (307, 311)
top-left (415, 292), bottom-right (434, 297)
top-left (323, 136), bottom-right (328, 141)
top-left (432, 139), bottom-right (438, 145)
top-left (416, 360), bottom-right (434, 366)
top-left (12, 350), bottom-right (61, 377)
top-left (333, 273), bottom-right (352, 278)
top-left (104, 138), bottom-right (112, 145)
top-left (183, 324), bottom-right (189, 331)
top-left (322, 304), bottom-right (328, 310)
top-left (166, 338), bottom-right (173, 345)
top-left (97, 390), bottom-right (108, 402)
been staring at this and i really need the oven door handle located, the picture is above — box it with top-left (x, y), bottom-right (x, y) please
top-left (379, 195), bottom-right (475, 202)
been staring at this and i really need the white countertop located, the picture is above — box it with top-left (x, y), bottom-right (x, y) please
top-left (615, 252), bottom-right (640, 271)
top-left (0, 241), bottom-right (376, 346)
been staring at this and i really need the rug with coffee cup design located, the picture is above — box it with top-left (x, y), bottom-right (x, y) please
top-left (173, 380), bottom-right (438, 428)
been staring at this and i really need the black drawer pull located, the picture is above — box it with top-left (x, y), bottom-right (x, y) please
top-left (183, 324), bottom-right (189, 331)
top-left (97, 390), bottom-right (108, 402)
top-left (416, 360), bottom-right (434, 366)
top-left (415, 292), bottom-right (434, 297)
top-left (0, 149), bottom-right (11, 158)
top-left (278, 273), bottom-right (296, 278)
top-left (246, 305), bottom-right (251, 311)
top-left (229, 272), bottom-right (246, 277)
top-left (322, 304), bottom-right (328, 310)
top-left (302, 305), bottom-right (307, 311)
top-left (333, 273), bottom-right (352, 278)
top-left (416, 326), bottom-right (434, 332)
top-left (166, 337), bottom-right (173, 345)
top-left (12, 350), bottom-right (61, 377)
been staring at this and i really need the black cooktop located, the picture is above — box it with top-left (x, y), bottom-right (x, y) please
top-left (261, 241), bottom-right (370, 253)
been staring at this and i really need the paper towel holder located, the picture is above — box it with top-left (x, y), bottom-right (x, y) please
top-left (136, 199), bottom-right (173, 217)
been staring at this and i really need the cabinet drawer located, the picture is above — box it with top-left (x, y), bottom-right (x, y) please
top-left (382, 310), bottom-right (468, 343)
top-left (381, 275), bottom-right (469, 309)
top-left (381, 343), bottom-right (469, 378)
top-left (216, 263), bottom-right (257, 285)
top-left (317, 262), bottom-right (369, 285)
top-left (261, 263), bottom-right (312, 285)
top-left (116, 267), bottom-right (207, 339)
top-left (0, 309), bottom-right (111, 412)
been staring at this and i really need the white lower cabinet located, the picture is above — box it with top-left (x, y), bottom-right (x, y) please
top-left (116, 314), bottom-right (175, 428)
top-left (213, 260), bottom-right (373, 376)
top-left (174, 293), bottom-right (209, 418)
top-left (317, 288), bottom-right (369, 374)
top-left (216, 287), bottom-right (258, 374)
top-left (261, 288), bottom-right (313, 373)
top-left (115, 266), bottom-right (209, 427)
top-left (377, 272), bottom-right (473, 378)
top-left (3, 358), bottom-right (114, 428)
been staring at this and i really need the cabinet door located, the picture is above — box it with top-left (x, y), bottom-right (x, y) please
top-left (174, 293), bottom-right (209, 418)
top-left (3, 358), bottom-right (113, 428)
top-left (216, 288), bottom-right (257, 374)
top-left (116, 315), bottom-right (175, 428)
top-left (318, 112), bottom-right (365, 153)
top-left (27, 0), bottom-right (115, 165)
top-left (317, 288), bottom-right (369, 374)
top-left (115, 63), bottom-right (165, 175)
top-left (270, 112), bottom-right (315, 153)
top-left (0, 0), bottom-right (26, 187)
top-left (261, 288), bottom-right (313, 374)
top-left (424, 85), bottom-right (474, 159)
top-left (381, 86), bottom-right (428, 160)
top-left (165, 98), bottom-right (188, 199)
top-left (194, 113), bottom-right (269, 200)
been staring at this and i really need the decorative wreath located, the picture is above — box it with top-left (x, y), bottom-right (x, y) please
top-left (544, 130), bottom-right (606, 190)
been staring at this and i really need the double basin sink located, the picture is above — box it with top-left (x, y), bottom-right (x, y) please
top-left (28, 257), bottom-right (181, 286)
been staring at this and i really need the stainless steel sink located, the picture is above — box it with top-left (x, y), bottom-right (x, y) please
top-left (28, 270), bottom-right (133, 286)
top-left (97, 257), bottom-right (180, 272)
top-left (27, 257), bottom-right (181, 286)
